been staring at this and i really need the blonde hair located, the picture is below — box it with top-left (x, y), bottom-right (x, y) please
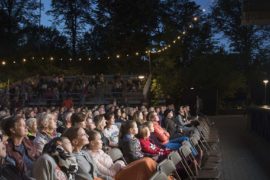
top-left (138, 125), bottom-right (149, 138)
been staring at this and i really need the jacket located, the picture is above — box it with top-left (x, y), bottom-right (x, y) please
top-left (6, 137), bottom-right (40, 175)
top-left (152, 122), bottom-right (170, 144)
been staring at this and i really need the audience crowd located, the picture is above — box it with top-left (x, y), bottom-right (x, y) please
top-left (0, 100), bottom-right (203, 180)
top-left (0, 75), bottom-right (212, 180)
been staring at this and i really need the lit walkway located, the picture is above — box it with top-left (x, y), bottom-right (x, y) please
top-left (210, 115), bottom-right (270, 180)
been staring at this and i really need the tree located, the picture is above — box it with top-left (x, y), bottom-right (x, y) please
top-left (211, 0), bottom-right (270, 69)
top-left (0, 0), bottom-right (40, 57)
top-left (211, 0), bottom-right (270, 105)
top-left (49, 0), bottom-right (95, 57)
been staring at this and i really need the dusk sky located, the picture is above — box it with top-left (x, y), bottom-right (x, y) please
top-left (40, 0), bottom-right (214, 26)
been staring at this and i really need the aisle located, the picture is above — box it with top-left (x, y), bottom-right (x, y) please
top-left (210, 115), bottom-right (270, 180)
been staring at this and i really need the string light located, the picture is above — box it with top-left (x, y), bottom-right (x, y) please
top-left (1, 13), bottom-right (202, 66)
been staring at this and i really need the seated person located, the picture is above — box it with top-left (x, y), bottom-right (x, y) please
top-left (0, 131), bottom-right (31, 180)
top-left (3, 115), bottom-right (40, 177)
top-left (138, 125), bottom-right (171, 160)
top-left (33, 137), bottom-right (78, 180)
top-left (87, 130), bottom-right (157, 180)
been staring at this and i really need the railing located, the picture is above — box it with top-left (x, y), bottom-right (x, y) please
top-left (247, 105), bottom-right (270, 142)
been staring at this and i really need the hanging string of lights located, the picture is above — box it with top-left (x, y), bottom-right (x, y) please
top-left (0, 16), bottom-right (200, 66)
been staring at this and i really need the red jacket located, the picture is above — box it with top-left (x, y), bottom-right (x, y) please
top-left (153, 121), bottom-right (170, 144)
top-left (139, 138), bottom-right (171, 156)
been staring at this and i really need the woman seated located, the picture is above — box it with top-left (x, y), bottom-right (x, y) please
top-left (33, 137), bottom-right (78, 180)
top-left (87, 130), bottom-right (157, 180)
top-left (63, 127), bottom-right (111, 180)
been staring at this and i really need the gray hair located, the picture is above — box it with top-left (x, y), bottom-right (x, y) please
top-left (37, 112), bottom-right (53, 130)
top-left (26, 117), bottom-right (37, 127)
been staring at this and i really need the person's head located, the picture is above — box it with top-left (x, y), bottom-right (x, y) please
top-left (25, 117), bottom-right (37, 134)
top-left (179, 106), bottom-right (185, 114)
top-left (114, 108), bottom-right (122, 119)
top-left (3, 115), bottom-right (27, 138)
top-left (105, 112), bottom-right (115, 126)
top-left (63, 127), bottom-right (89, 151)
top-left (121, 120), bottom-right (138, 137)
top-left (0, 132), bottom-right (8, 158)
top-left (64, 112), bottom-right (73, 127)
top-left (93, 115), bottom-right (106, 130)
top-left (164, 109), bottom-right (174, 119)
top-left (148, 111), bottom-right (159, 122)
top-left (37, 113), bottom-right (57, 132)
top-left (85, 116), bottom-right (96, 130)
top-left (144, 121), bottom-right (154, 133)
top-left (132, 111), bottom-right (144, 125)
top-left (71, 112), bottom-right (86, 128)
top-left (43, 137), bottom-right (72, 154)
top-left (138, 125), bottom-right (150, 139)
top-left (87, 130), bottom-right (102, 151)
top-left (184, 106), bottom-right (190, 113)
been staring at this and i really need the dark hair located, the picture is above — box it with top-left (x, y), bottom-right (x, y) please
top-left (105, 112), bottom-right (114, 121)
top-left (119, 120), bottom-right (136, 139)
top-left (132, 111), bottom-right (144, 125)
top-left (62, 127), bottom-right (81, 142)
top-left (86, 129), bottom-right (99, 142)
top-left (93, 114), bottom-right (105, 130)
top-left (71, 112), bottom-right (86, 126)
top-left (2, 115), bottom-right (24, 136)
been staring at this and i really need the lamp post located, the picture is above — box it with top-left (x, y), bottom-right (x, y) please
top-left (263, 79), bottom-right (269, 104)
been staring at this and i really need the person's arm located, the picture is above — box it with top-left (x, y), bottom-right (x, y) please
top-left (139, 139), bottom-right (159, 155)
top-left (154, 125), bottom-right (169, 143)
top-left (93, 157), bottom-right (117, 177)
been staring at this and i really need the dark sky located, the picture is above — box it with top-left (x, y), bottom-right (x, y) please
top-left (41, 0), bottom-right (213, 26)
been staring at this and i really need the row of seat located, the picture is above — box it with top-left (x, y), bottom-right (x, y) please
top-left (150, 115), bottom-right (222, 180)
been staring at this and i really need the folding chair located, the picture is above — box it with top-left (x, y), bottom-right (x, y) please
top-left (107, 148), bottom-right (127, 164)
top-left (168, 151), bottom-right (193, 179)
top-left (157, 159), bottom-right (181, 180)
top-left (179, 144), bottom-right (220, 179)
top-left (190, 136), bottom-right (220, 170)
top-left (149, 171), bottom-right (169, 180)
